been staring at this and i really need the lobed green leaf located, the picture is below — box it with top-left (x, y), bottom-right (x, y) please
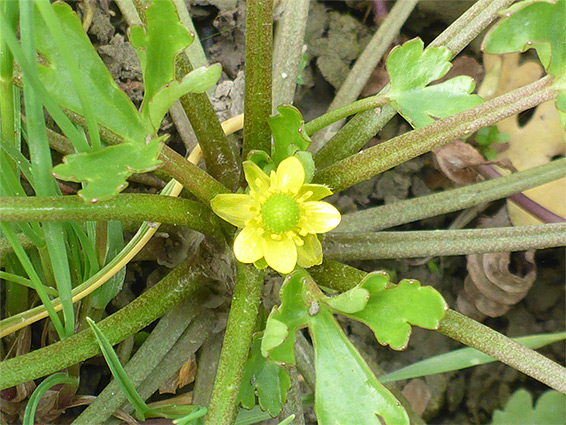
top-left (491, 388), bottom-right (566, 425)
top-left (268, 105), bottom-right (311, 166)
top-left (343, 272), bottom-right (448, 350)
top-left (482, 0), bottom-right (566, 80)
top-left (239, 333), bottom-right (291, 417)
top-left (387, 38), bottom-right (483, 128)
top-left (262, 273), bottom-right (409, 425)
top-left (52, 137), bottom-right (163, 202)
top-left (34, 2), bottom-right (150, 144)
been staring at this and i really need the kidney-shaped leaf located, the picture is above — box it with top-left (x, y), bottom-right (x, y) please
top-left (343, 272), bottom-right (448, 350)
top-left (239, 333), bottom-right (290, 417)
top-left (387, 38), bottom-right (483, 128)
top-left (52, 138), bottom-right (163, 202)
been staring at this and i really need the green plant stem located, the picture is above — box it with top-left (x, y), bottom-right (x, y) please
top-left (73, 296), bottom-right (208, 425)
top-left (0, 259), bottom-right (209, 390)
top-left (429, 0), bottom-right (515, 53)
top-left (312, 0), bottom-right (515, 160)
top-left (313, 104), bottom-right (396, 169)
top-left (324, 223), bottom-right (566, 260)
top-left (159, 144), bottom-right (229, 203)
top-left (175, 54), bottom-right (241, 190)
top-left (272, 0), bottom-right (310, 109)
top-left (0, 194), bottom-right (221, 240)
top-left (336, 158), bottom-right (566, 232)
top-left (308, 0), bottom-right (417, 147)
top-left (304, 94), bottom-right (389, 136)
top-left (438, 310), bottom-right (566, 393)
top-left (314, 77), bottom-right (557, 192)
top-left (20, 0), bottom-right (75, 339)
top-left (242, 0), bottom-right (273, 158)
top-left (205, 263), bottom-right (264, 425)
top-left (311, 260), bottom-right (566, 392)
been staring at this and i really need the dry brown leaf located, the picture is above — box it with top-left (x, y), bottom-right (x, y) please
top-left (478, 53), bottom-right (565, 226)
top-left (457, 208), bottom-right (537, 320)
top-left (159, 356), bottom-right (197, 394)
top-left (433, 140), bottom-right (486, 185)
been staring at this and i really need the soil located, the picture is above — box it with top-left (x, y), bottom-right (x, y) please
top-left (5, 1), bottom-right (564, 424)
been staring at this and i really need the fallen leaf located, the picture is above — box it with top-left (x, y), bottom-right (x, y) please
top-left (433, 140), bottom-right (486, 185)
top-left (478, 53), bottom-right (565, 225)
top-left (457, 208), bottom-right (537, 319)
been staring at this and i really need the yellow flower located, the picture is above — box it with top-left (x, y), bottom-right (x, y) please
top-left (211, 156), bottom-right (341, 274)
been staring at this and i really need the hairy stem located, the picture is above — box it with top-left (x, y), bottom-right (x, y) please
top-left (0, 194), bottom-right (222, 240)
top-left (336, 158), bottom-right (566, 232)
top-left (205, 264), bottom-right (264, 425)
top-left (324, 223), bottom-right (566, 260)
top-left (176, 54), bottom-right (241, 190)
top-left (476, 164), bottom-right (565, 223)
top-left (242, 0), bottom-right (273, 158)
top-left (315, 77), bottom-right (557, 192)
top-left (304, 94), bottom-right (389, 136)
top-left (159, 146), bottom-right (228, 203)
top-left (0, 260), bottom-right (209, 390)
top-left (438, 310), bottom-right (566, 393)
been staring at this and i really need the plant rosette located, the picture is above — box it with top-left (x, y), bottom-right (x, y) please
top-left (211, 156), bottom-right (341, 274)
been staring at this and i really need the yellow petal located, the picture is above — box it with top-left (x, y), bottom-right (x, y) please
top-left (276, 156), bottom-right (304, 195)
top-left (297, 234), bottom-right (323, 268)
top-left (302, 201), bottom-right (341, 233)
top-left (264, 234), bottom-right (297, 274)
top-left (297, 184), bottom-right (333, 202)
top-left (211, 194), bottom-right (259, 227)
top-left (243, 161), bottom-right (270, 196)
top-left (234, 225), bottom-right (265, 263)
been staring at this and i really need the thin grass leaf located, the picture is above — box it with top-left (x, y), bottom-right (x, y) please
top-left (0, 223), bottom-right (65, 337)
top-left (86, 317), bottom-right (151, 420)
top-left (0, 8), bottom-right (88, 152)
top-left (20, 0), bottom-right (75, 337)
top-left (0, 271), bottom-right (58, 296)
top-left (22, 372), bottom-right (77, 425)
top-left (379, 332), bottom-right (566, 383)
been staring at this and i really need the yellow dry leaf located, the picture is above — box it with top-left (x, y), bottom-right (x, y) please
top-left (478, 53), bottom-right (565, 226)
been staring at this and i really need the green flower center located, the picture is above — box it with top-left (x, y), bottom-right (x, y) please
top-left (261, 193), bottom-right (300, 234)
